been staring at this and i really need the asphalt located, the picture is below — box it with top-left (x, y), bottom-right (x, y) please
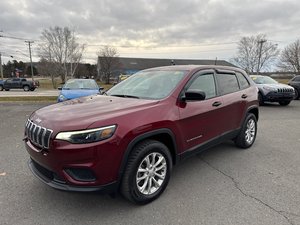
top-left (0, 101), bottom-right (299, 225)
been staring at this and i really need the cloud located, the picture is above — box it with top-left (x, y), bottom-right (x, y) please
top-left (1, 0), bottom-right (300, 62)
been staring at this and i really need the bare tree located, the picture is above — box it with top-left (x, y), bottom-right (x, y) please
top-left (39, 26), bottom-right (85, 84)
top-left (278, 39), bottom-right (300, 74)
top-left (97, 46), bottom-right (120, 84)
top-left (232, 34), bottom-right (279, 74)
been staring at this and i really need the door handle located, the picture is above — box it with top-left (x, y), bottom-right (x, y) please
top-left (241, 94), bottom-right (248, 99)
top-left (212, 101), bottom-right (222, 107)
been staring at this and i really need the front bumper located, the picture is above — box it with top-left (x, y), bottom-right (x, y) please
top-left (263, 92), bottom-right (294, 102)
top-left (28, 158), bottom-right (117, 193)
top-left (24, 134), bottom-right (125, 192)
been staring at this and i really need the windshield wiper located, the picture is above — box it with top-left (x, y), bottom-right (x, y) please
top-left (110, 94), bottom-right (140, 99)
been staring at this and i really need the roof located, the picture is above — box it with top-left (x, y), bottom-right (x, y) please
top-left (99, 57), bottom-right (235, 71)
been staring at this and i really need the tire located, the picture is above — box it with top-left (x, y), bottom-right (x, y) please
top-left (258, 93), bottom-right (264, 106)
top-left (0, 85), bottom-right (3, 91)
top-left (235, 113), bottom-right (257, 149)
top-left (279, 101), bottom-right (290, 106)
top-left (30, 88), bottom-right (35, 91)
top-left (294, 89), bottom-right (299, 100)
top-left (121, 139), bottom-right (172, 204)
top-left (5, 89), bottom-right (9, 91)
top-left (23, 85), bottom-right (30, 91)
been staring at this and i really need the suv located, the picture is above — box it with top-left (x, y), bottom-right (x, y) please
top-left (24, 65), bottom-right (259, 204)
top-left (288, 75), bottom-right (300, 100)
top-left (250, 75), bottom-right (295, 106)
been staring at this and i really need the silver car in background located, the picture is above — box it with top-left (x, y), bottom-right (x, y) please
top-left (250, 75), bottom-right (295, 106)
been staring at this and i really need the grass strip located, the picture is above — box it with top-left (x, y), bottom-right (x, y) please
top-left (0, 96), bottom-right (57, 102)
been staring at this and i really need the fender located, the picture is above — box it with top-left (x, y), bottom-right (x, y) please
top-left (116, 128), bottom-right (178, 185)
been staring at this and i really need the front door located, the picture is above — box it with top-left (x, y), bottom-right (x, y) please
top-left (177, 71), bottom-right (226, 152)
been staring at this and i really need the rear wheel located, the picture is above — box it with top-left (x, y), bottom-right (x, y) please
top-left (23, 85), bottom-right (30, 91)
top-left (121, 140), bottom-right (172, 204)
top-left (235, 113), bottom-right (257, 149)
top-left (5, 88), bottom-right (9, 91)
top-left (279, 101), bottom-right (291, 106)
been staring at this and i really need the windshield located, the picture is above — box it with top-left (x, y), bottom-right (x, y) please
top-left (252, 76), bottom-right (278, 84)
top-left (63, 79), bottom-right (98, 89)
top-left (107, 70), bottom-right (187, 100)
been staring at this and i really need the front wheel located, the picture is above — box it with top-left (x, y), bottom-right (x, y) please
top-left (121, 140), bottom-right (172, 204)
top-left (0, 85), bottom-right (3, 91)
top-left (235, 113), bottom-right (257, 149)
top-left (258, 93), bottom-right (264, 106)
top-left (293, 89), bottom-right (299, 100)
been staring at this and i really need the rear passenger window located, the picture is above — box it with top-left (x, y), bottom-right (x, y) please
top-left (236, 72), bottom-right (250, 89)
top-left (187, 73), bottom-right (216, 99)
top-left (216, 73), bottom-right (240, 95)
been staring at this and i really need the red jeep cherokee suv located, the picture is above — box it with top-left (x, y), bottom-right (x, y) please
top-left (24, 65), bottom-right (259, 204)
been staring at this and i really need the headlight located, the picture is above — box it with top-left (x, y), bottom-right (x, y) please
top-left (55, 125), bottom-right (116, 144)
top-left (58, 94), bottom-right (67, 102)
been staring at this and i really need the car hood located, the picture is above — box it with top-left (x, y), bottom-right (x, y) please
top-left (30, 95), bottom-right (159, 132)
top-left (60, 89), bottom-right (99, 99)
top-left (256, 83), bottom-right (294, 89)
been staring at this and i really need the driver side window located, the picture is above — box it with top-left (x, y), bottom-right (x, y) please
top-left (187, 73), bottom-right (216, 99)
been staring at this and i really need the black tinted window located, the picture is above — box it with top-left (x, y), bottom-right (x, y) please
top-left (294, 77), bottom-right (300, 81)
top-left (236, 72), bottom-right (250, 89)
top-left (188, 73), bottom-right (216, 99)
top-left (216, 73), bottom-right (240, 95)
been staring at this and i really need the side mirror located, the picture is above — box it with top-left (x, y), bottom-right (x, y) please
top-left (58, 87), bottom-right (62, 90)
top-left (181, 90), bottom-right (206, 101)
top-left (99, 87), bottom-right (104, 91)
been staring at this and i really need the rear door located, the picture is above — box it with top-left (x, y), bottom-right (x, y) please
top-left (177, 70), bottom-right (225, 151)
top-left (215, 71), bottom-right (249, 132)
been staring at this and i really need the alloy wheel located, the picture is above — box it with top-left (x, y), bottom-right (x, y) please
top-left (245, 119), bottom-right (256, 144)
top-left (136, 152), bottom-right (167, 195)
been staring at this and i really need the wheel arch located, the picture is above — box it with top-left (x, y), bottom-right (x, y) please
top-left (117, 128), bottom-right (178, 185)
top-left (247, 106), bottom-right (259, 121)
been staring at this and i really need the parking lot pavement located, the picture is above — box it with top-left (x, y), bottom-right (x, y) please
top-left (0, 101), bottom-right (299, 225)
top-left (0, 89), bottom-right (59, 97)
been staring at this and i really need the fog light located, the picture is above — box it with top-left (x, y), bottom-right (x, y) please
top-left (65, 168), bottom-right (96, 182)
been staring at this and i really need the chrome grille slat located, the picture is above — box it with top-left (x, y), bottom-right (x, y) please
top-left (277, 88), bottom-right (294, 93)
top-left (25, 119), bottom-right (53, 149)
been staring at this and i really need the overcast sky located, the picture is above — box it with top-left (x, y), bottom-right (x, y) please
top-left (0, 0), bottom-right (299, 64)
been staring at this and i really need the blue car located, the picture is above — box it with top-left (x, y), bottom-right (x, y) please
top-left (57, 79), bottom-right (102, 102)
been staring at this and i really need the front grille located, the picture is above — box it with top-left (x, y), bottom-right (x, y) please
top-left (277, 88), bottom-right (294, 93)
top-left (25, 119), bottom-right (53, 149)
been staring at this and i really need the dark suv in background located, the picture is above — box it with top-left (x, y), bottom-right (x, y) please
top-left (24, 65), bottom-right (259, 204)
top-left (288, 75), bottom-right (300, 99)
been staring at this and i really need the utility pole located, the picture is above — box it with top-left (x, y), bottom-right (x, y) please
top-left (0, 52), bottom-right (3, 80)
top-left (25, 40), bottom-right (34, 81)
top-left (257, 39), bottom-right (267, 75)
